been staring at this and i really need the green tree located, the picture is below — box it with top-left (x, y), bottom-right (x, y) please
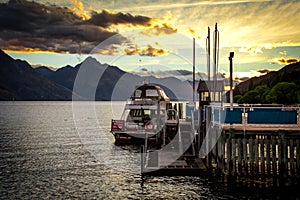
top-left (233, 95), bottom-right (243, 103)
top-left (241, 90), bottom-right (260, 104)
top-left (254, 85), bottom-right (270, 103)
top-left (268, 82), bottom-right (299, 104)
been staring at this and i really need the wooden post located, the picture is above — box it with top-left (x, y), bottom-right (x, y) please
top-left (217, 131), bottom-right (223, 172)
top-left (237, 138), bottom-right (242, 174)
top-left (226, 138), bottom-right (232, 175)
top-left (278, 139), bottom-right (282, 176)
top-left (282, 139), bottom-right (287, 176)
top-left (266, 139), bottom-right (271, 176)
top-left (254, 139), bottom-right (259, 175)
top-left (141, 145), bottom-right (144, 173)
top-left (232, 138), bottom-right (236, 175)
top-left (290, 139), bottom-right (294, 176)
top-left (243, 138), bottom-right (248, 176)
top-left (220, 133), bottom-right (225, 171)
top-left (272, 139), bottom-right (277, 176)
top-left (260, 139), bottom-right (265, 175)
top-left (296, 140), bottom-right (300, 175)
top-left (249, 138), bottom-right (254, 174)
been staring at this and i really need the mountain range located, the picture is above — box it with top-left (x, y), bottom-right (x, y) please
top-left (1, 49), bottom-right (299, 101)
top-left (0, 49), bottom-right (195, 101)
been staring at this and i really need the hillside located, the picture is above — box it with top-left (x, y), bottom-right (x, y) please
top-left (0, 49), bottom-right (76, 100)
top-left (233, 62), bottom-right (300, 96)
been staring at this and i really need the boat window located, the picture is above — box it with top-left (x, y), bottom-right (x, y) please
top-left (146, 89), bottom-right (158, 97)
top-left (144, 110), bottom-right (151, 116)
top-left (135, 89), bottom-right (142, 98)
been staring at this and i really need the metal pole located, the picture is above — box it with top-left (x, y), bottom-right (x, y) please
top-left (213, 23), bottom-right (218, 102)
top-left (193, 37), bottom-right (195, 103)
top-left (207, 27), bottom-right (210, 81)
top-left (229, 52), bottom-right (234, 110)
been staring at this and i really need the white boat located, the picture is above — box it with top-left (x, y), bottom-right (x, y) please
top-left (111, 83), bottom-right (180, 143)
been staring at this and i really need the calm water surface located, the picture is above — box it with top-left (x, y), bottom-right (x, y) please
top-left (0, 101), bottom-right (299, 199)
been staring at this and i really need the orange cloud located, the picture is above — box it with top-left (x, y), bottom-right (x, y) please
top-left (239, 46), bottom-right (263, 55)
top-left (139, 45), bottom-right (169, 56)
top-left (94, 44), bottom-right (121, 55)
top-left (71, 0), bottom-right (90, 20)
top-left (188, 28), bottom-right (200, 39)
top-left (3, 48), bottom-right (59, 54)
top-left (140, 19), bottom-right (177, 36)
top-left (93, 43), bottom-right (169, 57)
top-left (123, 44), bottom-right (140, 55)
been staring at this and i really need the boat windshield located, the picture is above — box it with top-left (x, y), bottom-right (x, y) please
top-left (145, 89), bottom-right (159, 97)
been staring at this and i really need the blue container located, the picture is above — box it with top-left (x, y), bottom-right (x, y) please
top-left (248, 108), bottom-right (297, 124)
top-left (213, 108), bottom-right (242, 124)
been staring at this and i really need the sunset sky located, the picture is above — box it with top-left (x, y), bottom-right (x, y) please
top-left (1, 0), bottom-right (299, 81)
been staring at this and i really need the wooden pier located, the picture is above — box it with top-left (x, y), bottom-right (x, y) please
top-left (202, 105), bottom-right (300, 179)
top-left (206, 133), bottom-right (300, 177)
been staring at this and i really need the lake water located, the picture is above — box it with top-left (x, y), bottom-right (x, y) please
top-left (0, 101), bottom-right (299, 199)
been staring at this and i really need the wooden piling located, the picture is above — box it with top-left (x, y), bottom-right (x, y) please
top-left (297, 140), bottom-right (300, 175)
top-left (226, 138), bottom-right (231, 175)
top-left (260, 139), bottom-right (265, 175)
top-left (272, 139), bottom-right (277, 175)
top-left (278, 140), bottom-right (282, 175)
top-left (249, 138), bottom-right (254, 174)
top-left (254, 139), bottom-right (259, 175)
top-left (289, 139), bottom-right (294, 175)
top-left (237, 138), bottom-right (242, 174)
top-left (266, 139), bottom-right (271, 176)
top-left (231, 138), bottom-right (236, 175)
top-left (204, 135), bottom-right (300, 180)
top-left (242, 138), bottom-right (247, 175)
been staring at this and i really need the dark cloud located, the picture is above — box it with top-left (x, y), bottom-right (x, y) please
top-left (0, 0), bottom-right (174, 54)
top-left (140, 68), bottom-right (148, 72)
top-left (273, 57), bottom-right (300, 65)
top-left (87, 9), bottom-right (152, 28)
top-left (256, 69), bottom-right (272, 74)
top-left (0, 0), bottom-right (117, 53)
top-left (168, 70), bottom-right (192, 76)
top-left (237, 77), bottom-right (250, 82)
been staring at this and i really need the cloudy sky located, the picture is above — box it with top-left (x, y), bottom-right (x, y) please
top-left (1, 0), bottom-right (299, 81)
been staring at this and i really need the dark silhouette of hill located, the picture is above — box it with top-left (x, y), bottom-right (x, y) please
top-left (0, 49), bottom-right (76, 100)
top-left (233, 62), bottom-right (300, 96)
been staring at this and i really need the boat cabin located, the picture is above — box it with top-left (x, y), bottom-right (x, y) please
top-left (131, 84), bottom-right (170, 103)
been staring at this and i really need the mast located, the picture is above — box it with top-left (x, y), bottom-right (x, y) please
top-left (193, 37), bottom-right (195, 103)
top-left (213, 23), bottom-right (219, 102)
top-left (206, 27), bottom-right (210, 81)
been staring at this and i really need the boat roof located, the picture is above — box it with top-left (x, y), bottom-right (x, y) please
top-left (131, 83), bottom-right (170, 102)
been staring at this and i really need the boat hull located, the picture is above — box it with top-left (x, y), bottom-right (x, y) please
top-left (112, 131), bottom-right (158, 143)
